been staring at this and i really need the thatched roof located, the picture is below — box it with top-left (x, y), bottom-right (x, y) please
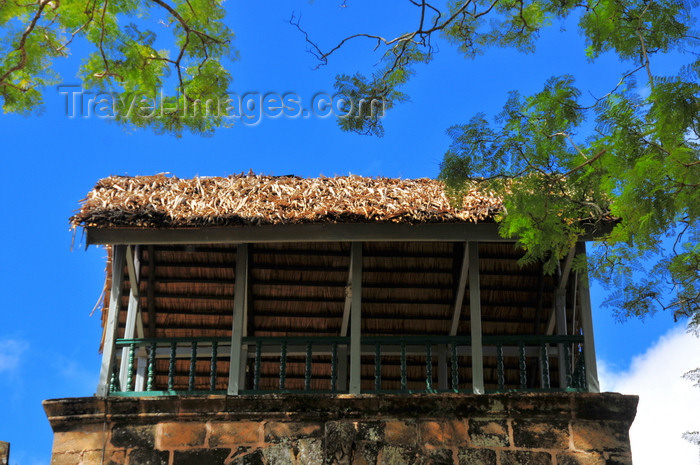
top-left (70, 173), bottom-right (502, 228)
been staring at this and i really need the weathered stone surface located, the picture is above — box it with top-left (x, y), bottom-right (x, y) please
top-left (0, 441), bottom-right (9, 465)
top-left (83, 449), bottom-right (126, 465)
top-left (500, 450), bottom-right (552, 465)
top-left (425, 448), bottom-right (455, 465)
top-left (230, 449), bottom-right (265, 465)
top-left (128, 448), bottom-right (169, 465)
top-left (172, 448), bottom-right (230, 465)
top-left (111, 424), bottom-right (154, 449)
top-left (50, 452), bottom-right (82, 465)
top-left (573, 394), bottom-right (638, 423)
top-left (208, 421), bottom-right (261, 446)
top-left (297, 439), bottom-right (324, 464)
top-left (511, 419), bottom-right (569, 449)
top-left (457, 449), bottom-right (497, 465)
top-left (420, 421), bottom-right (468, 447)
top-left (52, 424), bottom-right (108, 453)
top-left (43, 393), bottom-right (638, 465)
top-left (603, 454), bottom-right (634, 465)
top-left (468, 419), bottom-right (509, 447)
top-left (384, 421), bottom-right (417, 445)
top-left (556, 451), bottom-right (606, 465)
top-left (156, 422), bottom-right (207, 449)
top-left (572, 421), bottom-right (631, 453)
top-left (264, 421), bottom-right (323, 443)
top-left (262, 444), bottom-right (294, 465)
top-left (377, 445), bottom-right (414, 465)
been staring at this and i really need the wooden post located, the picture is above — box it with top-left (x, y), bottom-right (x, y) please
top-left (468, 242), bottom-right (484, 394)
top-left (349, 242), bottom-right (363, 394)
top-left (576, 242), bottom-right (600, 392)
top-left (228, 243), bottom-right (249, 395)
top-left (97, 245), bottom-right (126, 396)
top-left (120, 246), bottom-right (141, 389)
top-left (337, 245), bottom-right (356, 392)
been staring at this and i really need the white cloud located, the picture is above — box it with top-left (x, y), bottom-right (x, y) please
top-left (599, 326), bottom-right (700, 465)
top-left (0, 339), bottom-right (29, 373)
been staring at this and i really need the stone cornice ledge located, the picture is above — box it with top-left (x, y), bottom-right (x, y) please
top-left (43, 393), bottom-right (637, 432)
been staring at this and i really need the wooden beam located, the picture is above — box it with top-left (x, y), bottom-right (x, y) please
top-left (86, 222), bottom-right (613, 245)
top-left (576, 242), bottom-right (600, 393)
top-left (349, 242), bottom-right (363, 394)
top-left (468, 242), bottom-right (484, 394)
top-left (88, 223), bottom-right (503, 244)
top-left (96, 245), bottom-right (126, 396)
top-left (227, 243), bottom-right (249, 395)
top-left (450, 243), bottom-right (470, 336)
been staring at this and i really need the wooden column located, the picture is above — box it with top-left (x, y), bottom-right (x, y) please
top-left (228, 243), bottom-right (249, 395)
top-left (468, 242), bottom-right (484, 394)
top-left (119, 245), bottom-right (141, 389)
top-left (576, 242), bottom-right (600, 392)
top-left (349, 242), bottom-right (363, 395)
top-left (97, 245), bottom-right (126, 396)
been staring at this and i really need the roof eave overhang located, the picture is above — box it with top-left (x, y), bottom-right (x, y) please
top-left (85, 222), bottom-right (612, 245)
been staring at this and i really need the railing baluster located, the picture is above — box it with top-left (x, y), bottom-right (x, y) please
top-left (189, 341), bottom-right (198, 391)
top-left (210, 341), bottom-right (218, 391)
top-left (497, 342), bottom-right (505, 391)
top-left (279, 341), bottom-right (287, 390)
top-left (254, 340), bottom-right (262, 391)
top-left (168, 341), bottom-right (176, 391)
top-left (147, 342), bottom-right (156, 391)
top-left (425, 342), bottom-right (433, 392)
top-left (563, 343), bottom-right (572, 388)
top-left (451, 341), bottom-right (458, 391)
top-left (305, 341), bottom-right (313, 391)
top-left (400, 341), bottom-right (407, 392)
top-left (374, 342), bottom-right (381, 391)
top-left (519, 342), bottom-right (527, 389)
top-left (126, 343), bottom-right (136, 392)
top-left (540, 342), bottom-right (550, 389)
top-left (110, 367), bottom-right (119, 393)
top-left (331, 342), bottom-right (338, 392)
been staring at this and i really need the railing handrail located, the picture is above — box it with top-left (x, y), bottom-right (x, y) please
top-left (117, 334), bottom-right (584, 345)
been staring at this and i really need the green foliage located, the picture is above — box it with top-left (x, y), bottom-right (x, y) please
top-left (0, 0), bottom-right (236, 136)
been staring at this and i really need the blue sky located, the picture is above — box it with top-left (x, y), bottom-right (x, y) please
top-left (0, 1), bottom-right (698, 464)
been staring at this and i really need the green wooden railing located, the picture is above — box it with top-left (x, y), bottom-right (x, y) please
top-left (109, 334), bottom-right (586, 396)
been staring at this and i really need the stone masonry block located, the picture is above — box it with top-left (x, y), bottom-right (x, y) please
top-left (84, 450), bottom-right (126, 465)
top-left (264, 421), bottom-right (322, 443)
top-left (468, 419), bottom-right (510, 448)
top-left (230, 449), bottom-right (265, 465)
top-left (155, 422), bottom-right (207, 450)
top-left (511, 419), bottom-right (569, 449)
top-left (457, 449), bottom-right (497, 465)
top-left (50, 452), bottom-right (82, 465)
top-left (500, 450), bottom-right (552, 465)
top-left (384, 421), bottom-right (417, 445)
top-left (571, 421), bottom-right (631, 453)
top-left (208, 421), bottom-right (262, 446)
top-left (52, 424), bottom-right (108, 453)
top-left (172, 448), bottom-right (231, 465)
top-left (127, 449), bottom-right (169, 465)
top-left (297, 439), bottom-right (324, 464)
top-left (556, 451), bottom-right (606, 465)
top-left (111, 424), bottom-right (155, 449)
top-left (425, 448), bottom-right (455, 465)
top-left (420, 421), bottom-right (468, 447)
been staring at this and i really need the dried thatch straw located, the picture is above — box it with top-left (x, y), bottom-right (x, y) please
top-left (71, 173), bottom-right (502, 228)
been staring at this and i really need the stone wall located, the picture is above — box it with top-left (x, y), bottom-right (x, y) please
top-left (44, 393), bottom-right (637, 465)
top-left (0, 441), bottom-right (9, 465)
